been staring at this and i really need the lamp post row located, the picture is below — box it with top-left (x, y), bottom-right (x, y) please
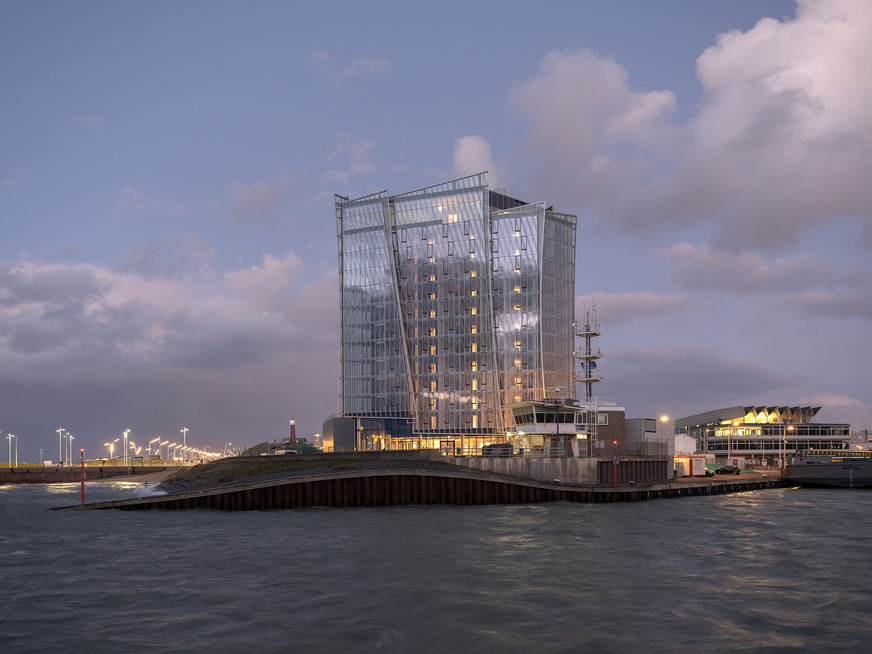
top-left (1, 426), bottom-right (205, 466)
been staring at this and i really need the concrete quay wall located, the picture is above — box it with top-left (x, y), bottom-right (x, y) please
top-left (0, 466), bottom-right (175, 484)
top-left (448, 455), bottom-right (669, 486)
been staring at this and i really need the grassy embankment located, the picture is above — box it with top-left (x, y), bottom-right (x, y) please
top-left (160, 456), bottom-right (371, 487)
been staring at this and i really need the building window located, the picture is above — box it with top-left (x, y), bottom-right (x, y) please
top-left (598, 414), bottom-right (609, 425)
top-left (472, 415), bottom-right (479, 429)
top-left (472, 379), bottom-right (478, 390)
top-left (471, 343), bottom-right (477, 353)
top-left (471, 307), bottom-right (477, 316)
top-left (430, 381), bottom-right (437, 392)
top-left (471, 361), bottom-right (478, 371)
top-left (471, 325), bottom-right (477, 334)
top-left (430, 345), bottom-right (437, 356)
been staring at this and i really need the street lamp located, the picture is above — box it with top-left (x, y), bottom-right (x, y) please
top-left (123, 429), bottom-right (130, 466)
top-left (104, 438), bottom-right (119, 462)
top-left (780, 424), bottom-right (795, 471)
top-left (660, 415), bottom-right (669, 456)
top-left (181, 427), bottom-right (188, 458)
top-left (68, 434), bottom-right (74, 467)
top-left (6, 433), bottom-right (14, 466)
top-left (57, 427), bottom-right (65, 465)
top-left (548, 387), bottom-right (564, 458)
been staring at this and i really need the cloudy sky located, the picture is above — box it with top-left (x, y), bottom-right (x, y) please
top-left (2, 0), bottom-right (870, 462)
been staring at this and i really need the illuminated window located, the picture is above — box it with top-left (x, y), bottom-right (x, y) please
top-left (430, 363), bottom-right (436, 374)
top-left (514, 304), bottom-right (521, 312)
top-left (472, 379), bottom-right (478, 390)
top-left (430, 310), bottom-right (436, 318)
top-left (471, 361), bottom-right (478, 371)
top-left (471, 325), bottom-right (477, 334)
top-left (448, 213), bottom-right (458, 223)
top-left (430, 380), bottom-right (437, 392)
top-left (471, 307), bottom-right (477, 315)
top-left (515, 340), bottom-right (522, 350)
top-left (429, 274), bottom-right (436, 282)
top-left (431, 416), bottom-right (437, 429)
top-left (470, 271), bottom-right (476, 278)
top-left (471, 343), bottom-right (477, 353)
top-left (515, 376), bottom-right (522, 387)
top-left (470, 289), bottom-right (477, 296)
top-left (429, 292), bottom-right (436, 300)
top-left (429, 327), bottom-right (436, 337)
top-left (430, 345), bottom-right (437, 356)
top-left (514, 285), bottom-right (521, 294)
top-left (430, 398), bottom-right (437, 410)
top-left (514, 358), bottom-right (522, 369)
top-left (472, 398), bottom-right (478, 409)
top-left (472, 415), bottom-right (478, 428)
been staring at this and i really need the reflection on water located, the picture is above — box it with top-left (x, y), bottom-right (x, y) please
top-left (1, 484), bottom-right (871, 652)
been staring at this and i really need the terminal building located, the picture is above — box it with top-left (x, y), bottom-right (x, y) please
top-left (675, 405), bottom-right (851, 465)
top-left (325, 173), bottom-right (582, 453)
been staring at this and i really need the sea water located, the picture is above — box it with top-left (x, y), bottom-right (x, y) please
top-left (1, 482), bottom-right (871, 653)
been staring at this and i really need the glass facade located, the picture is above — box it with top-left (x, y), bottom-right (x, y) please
top-left (336, 173), bottom-right (577, 450)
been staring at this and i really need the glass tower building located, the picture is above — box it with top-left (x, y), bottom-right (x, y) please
top-left (335, 173), bottom-right (576, 452)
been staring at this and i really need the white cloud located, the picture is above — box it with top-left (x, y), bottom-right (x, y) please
top-left (453, 136), bottom-right (503, 188)
top-left (117, 233), bottom-right (215, 280)
top-left (323, 135), bottom-right (379, 188)
top-left (799, 393), bottom-right (872, 428)
top-left (661, 243), bottom-right (828, 293)
top-left (605, 346), bottom-right (803, 419)
top-left (788, 287), bottom-right (872, 320)
top-left (579, 292), bottom-right (686, 327)
top-left (307, 50), bottom-right (332, 65)
top-left (507, 1), bottom-right (872, 249)
top-left (1, 167), bottom-right (27, 190)
top-left (117, 186), bottom-right (192, 217)
top-left (227, 168), bottom-right (298, 226)
top-left (341, 57), bottom-right (389, 77)
top-left (659, 242), bottom-right (872, 319)
top-left (509, 48), bottom-right (678, 219)
top-left (0, 253), bottom-right (340, 445)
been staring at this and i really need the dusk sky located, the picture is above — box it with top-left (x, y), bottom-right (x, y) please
top-left (2, 0), bottom-right (870, 462)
